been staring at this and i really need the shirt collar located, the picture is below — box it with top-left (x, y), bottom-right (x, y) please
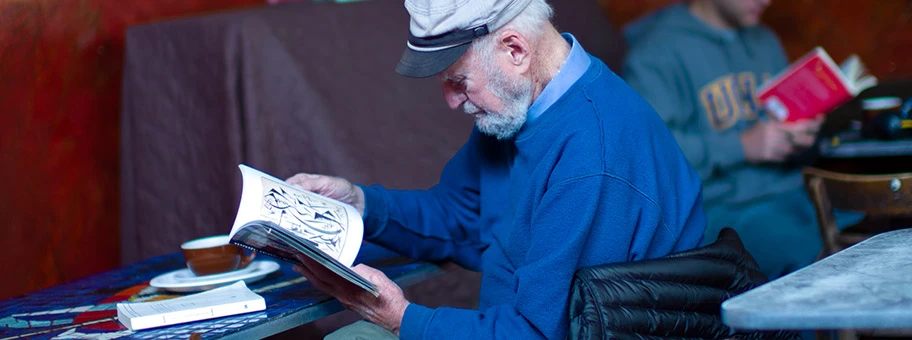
top-left (525, 33), bottom-right (591, 124)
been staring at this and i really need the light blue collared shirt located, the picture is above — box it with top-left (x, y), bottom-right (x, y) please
top-left (525, 33), bottom-right (591, 124)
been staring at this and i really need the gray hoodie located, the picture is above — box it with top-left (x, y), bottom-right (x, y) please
top-left (622, 3), bottom-right (801, 205)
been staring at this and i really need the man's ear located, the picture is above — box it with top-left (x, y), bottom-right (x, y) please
top-left (496, 30), bottom-right (531, 74)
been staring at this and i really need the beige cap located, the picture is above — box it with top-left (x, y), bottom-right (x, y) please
top-left (396, 0), bottom-right (534, 78)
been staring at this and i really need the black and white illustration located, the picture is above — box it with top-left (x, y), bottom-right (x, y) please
top-left (259, 178), bottom-right (349, 259)
top-left (230, 164), bottom-right (364, 270)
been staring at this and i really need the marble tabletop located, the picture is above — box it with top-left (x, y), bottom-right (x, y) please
top-left (722, 228), bottom-right (912, 330)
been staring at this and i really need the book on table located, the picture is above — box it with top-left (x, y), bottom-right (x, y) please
top-left (228, 164), bottom-right (377, 296)
top-left (758, 46), bottom-right (878, 122)
top-left (116, 281), bottom-right (265, 331)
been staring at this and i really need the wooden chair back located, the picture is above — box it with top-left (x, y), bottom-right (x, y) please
top-left (802, 167), bottom-right (912, 256)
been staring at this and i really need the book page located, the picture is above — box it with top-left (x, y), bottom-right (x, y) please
top-left (231, 222), bottom-right (379, 296)
top-left (228, 223), bottom-right (305, 265)
top-left (839, 54), bottom-right (878, 91)
top-left (229, 165), bottom-right (364, 267)
top-left (839, 54), bottom-right (860, 80)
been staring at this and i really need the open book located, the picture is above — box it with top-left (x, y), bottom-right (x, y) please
top-left (758, 46), bottom-right (878, 122)
top-left (228, 164), bottom-right (378, 296)
top-left (117, 281), bottom-right (265, 331)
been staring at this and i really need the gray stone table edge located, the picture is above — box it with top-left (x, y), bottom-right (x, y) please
top-left (722, 228), bottom-right (912, 330)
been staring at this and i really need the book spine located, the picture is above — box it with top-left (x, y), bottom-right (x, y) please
top-left (128, 299), bottom-right (265, 331)
top-left (128, 306), bottom-right (212, 330)
top-left (232, 240), bottom-right (304, 266)
top-left (116, 308), bottom-right (135, 331)
top-left (208, 298), bottom-right (266, 319)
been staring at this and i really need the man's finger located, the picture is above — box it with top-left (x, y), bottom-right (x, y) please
top-left (297, 254), bottom-right (331, 273)
top-left (294, 264), bottom-right (337, 294)
top-left (286, 174), bottom-right (341, 199)
top-left (783, 120), bottom-right (822, 135)
top-left (791, 133), bottom-right (816, 147)
top-left (294, 256), bottom-right (333, 286)
top-left (351, 264), bottom-right (380, 276)
top-left (285, 173), bottom-right (316, 190)
top-left (767, 142), bottom-right (793, 161)
top-left (292, 264), bottom-right (318, 285)
top-left (296, 255), bottom-right (365, 295)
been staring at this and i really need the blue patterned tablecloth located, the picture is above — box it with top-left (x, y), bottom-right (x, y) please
top-left (0, 243), bottom-right (436, 339)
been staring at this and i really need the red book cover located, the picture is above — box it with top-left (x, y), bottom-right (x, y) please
top-left (758, 47), bottom-right (858, 122)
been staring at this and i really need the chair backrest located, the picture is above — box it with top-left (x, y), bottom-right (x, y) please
top-left (567, 228), bottom-right (797, 340)
top-left (802, 167), bottom-right (912, 255)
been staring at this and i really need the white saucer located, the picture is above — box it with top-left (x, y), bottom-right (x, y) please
top-left (150, 260), bottom-right (280, 293)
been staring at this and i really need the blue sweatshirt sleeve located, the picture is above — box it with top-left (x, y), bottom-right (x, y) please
top-left (399, 174), bottom-right (672, 340)
top-left (357, 130), bottom-right (487, 270)
top-left (623, 45), bottom-right (746, 181)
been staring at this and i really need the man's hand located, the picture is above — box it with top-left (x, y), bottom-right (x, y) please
top-left (740, 118), bottom-right (822, 163)
top-left (286, 173), bottom-right (366, 216)
top-left (293, 256), bottom-right (410, 336)
top-left (780, 117), bottom-right (823, 149)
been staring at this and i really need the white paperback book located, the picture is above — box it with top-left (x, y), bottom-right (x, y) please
top-left (116, 281), bottom-right (266, 331)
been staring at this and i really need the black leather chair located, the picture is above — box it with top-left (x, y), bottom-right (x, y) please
top-left (568, 228), bottom-right (798, 340)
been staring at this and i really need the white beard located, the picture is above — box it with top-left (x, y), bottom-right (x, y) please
top-left (463, 66), bottom-right (534, 140)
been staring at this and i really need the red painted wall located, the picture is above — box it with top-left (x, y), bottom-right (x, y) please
top-left (763, 1), bottom-right (912, 81)
top-left (0, 0), bottom-right (260, 300)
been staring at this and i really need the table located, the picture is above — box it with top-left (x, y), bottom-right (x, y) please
top-left (0, 244), bottom-right (438, 340)
top-left (815, 132), bottom-right (912, 175)
top-left (721, 228), bottom-right (912, 331)
top-left (819, 136), bottom-right (912, 159)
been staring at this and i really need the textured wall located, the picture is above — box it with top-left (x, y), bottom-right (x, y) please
top-left (599, 0), bottom-right (912, 80)
top-left (763, 0), bottom-right (912, 80)
top-left (0, 0), bottom-right (260, 300)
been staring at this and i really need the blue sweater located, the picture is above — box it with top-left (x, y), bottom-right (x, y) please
top-left (360, 55), bottom-right (705, 339)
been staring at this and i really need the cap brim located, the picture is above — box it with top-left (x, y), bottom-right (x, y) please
top-left (395, 43), bottom-right (471, 78)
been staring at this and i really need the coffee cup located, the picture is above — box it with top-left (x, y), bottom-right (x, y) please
top-left (862, 97), bottom-right (902, 122)
top-left (181, 235), bottom-right (255, 276)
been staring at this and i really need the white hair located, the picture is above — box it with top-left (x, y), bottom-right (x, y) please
top-left (471, 0), bottom-right (554, 66)
top-left (461, 0), bottom-right (552, 140)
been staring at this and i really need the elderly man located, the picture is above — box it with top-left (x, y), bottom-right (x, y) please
top-left (288, 0), bottom-right (706, 339)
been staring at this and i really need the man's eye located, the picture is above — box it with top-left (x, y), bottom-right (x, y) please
top-left (441, 75), bottom-right (466, 89)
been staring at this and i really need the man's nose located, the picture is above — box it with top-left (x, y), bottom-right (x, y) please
top-left (442, 82), bottom-right (467, 110)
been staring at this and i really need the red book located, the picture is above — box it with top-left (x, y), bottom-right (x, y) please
top-left (758, 47), bottom-right (877, 122)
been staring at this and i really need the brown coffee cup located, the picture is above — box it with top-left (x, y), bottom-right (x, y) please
top-left (862, 97), bottom-right (902, 122)
top-left (181, 235), bottom-right (255, 276)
